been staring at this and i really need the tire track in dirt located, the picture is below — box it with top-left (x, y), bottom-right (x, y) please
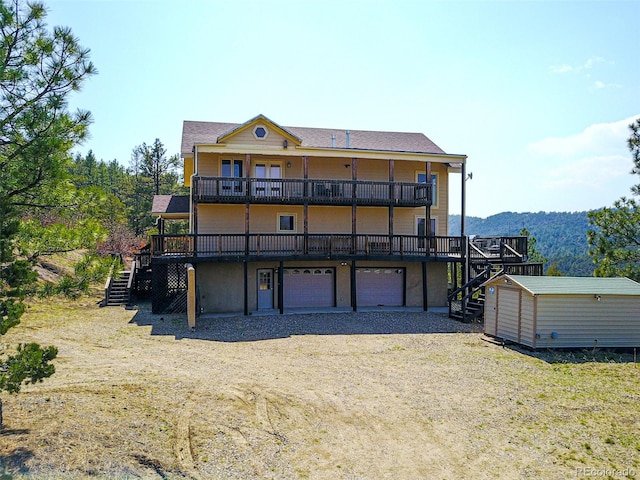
top-left (174, 392), bottom-right (201, 480)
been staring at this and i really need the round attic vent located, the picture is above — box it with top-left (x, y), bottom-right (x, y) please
top-left (253, 125), bottom-right (269, 140)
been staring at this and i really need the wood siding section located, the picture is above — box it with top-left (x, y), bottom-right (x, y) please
top-left (184, 157), bottom-right (194, 186)
top-left (307, 206), bottom-right (351, 234)
top-left (223, 126), bottom-right (289, 148)
top-left (356, 207), bottom-right (389, 234)
top-left (197, 205), bottom-right (245, 234)
top-left (535, 295), bottom-right (640, 348)
top-left (520, 293), bottom-right (536, 347)
top-left (250, 205), bottom-right (304, 232)
top-left (307, 157), bottom-right (353, 180)
top-left (196, 152), bottom-right (219, 176)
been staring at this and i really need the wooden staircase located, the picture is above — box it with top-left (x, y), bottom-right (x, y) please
top-left (104, 267), bottom-right (134, 307)
top-left (448, 236), bottom-right (544, 323)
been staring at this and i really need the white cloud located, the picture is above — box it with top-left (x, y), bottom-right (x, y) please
top-left (592, 80), bottom-right (622, 90)
top-left (584, 56), bottom-right (604, 69)
top-left (543, 154), bottom-right (632, 190)
top-left (550, 64), bottom-right (575, 74)
top-left (525, 115), bottom-right (640, 210)
top-left (528, 115), bottom-right (638, 157)
top-left (550, 56), bottom-right (605, 74)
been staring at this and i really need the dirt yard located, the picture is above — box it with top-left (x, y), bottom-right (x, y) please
top-left (1, 297), bottom-right (639, 479)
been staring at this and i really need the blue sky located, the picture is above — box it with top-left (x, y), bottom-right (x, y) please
top-left (45, 0), bottom-right (639, 217)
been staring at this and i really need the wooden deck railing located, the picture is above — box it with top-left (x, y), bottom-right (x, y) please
top-left (150, 234), bottom-right (468, 259)
top-left (191, 177), bottom-right (432, 206)
top-left (469, 236), bottom-right (529, 263)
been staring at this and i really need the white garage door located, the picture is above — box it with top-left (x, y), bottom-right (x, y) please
top-left (356, 268), bottom-right (404, 307)
top-left (283, 268), bottom-right (335, 308)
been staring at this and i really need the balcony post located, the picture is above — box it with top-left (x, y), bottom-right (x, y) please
top-left (422, 261), bottom-right (428, 311)
top-left (426, 161), bottom-right (432, 240)
top-left (303, 156), bottom-right (309, 254)
top-left (278, 261), bottom-right (284, 315)
top-left (389, 159), bottom-right (394, 254)
top-left (352, 157), bottom-right (357, 253)
top-left (243, 261), bottom-right (248, 316)
top-left (351, 261), bottom-right (357, 312)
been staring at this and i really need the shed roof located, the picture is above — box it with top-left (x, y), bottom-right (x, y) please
top-left (181, 114), bottom-right (448, 156)
top-left (489, 275), bottom-right (640, 296)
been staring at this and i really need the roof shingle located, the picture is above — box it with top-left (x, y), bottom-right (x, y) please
top-left (181, 117), bottom-right (446, 156)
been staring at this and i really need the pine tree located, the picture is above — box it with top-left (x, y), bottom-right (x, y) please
top-left (1, 0), bottom-right (95, 426)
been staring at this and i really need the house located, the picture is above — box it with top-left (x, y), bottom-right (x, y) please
top-left (143, 114), bottom-right (534, 317)
top-left (483, 275), bottom-right (640, 348)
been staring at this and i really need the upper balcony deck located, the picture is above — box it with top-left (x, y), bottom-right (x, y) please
top-left (192, 176), bottom-right (432, 207)
top-left (148, 234), bottom-right (528, 265)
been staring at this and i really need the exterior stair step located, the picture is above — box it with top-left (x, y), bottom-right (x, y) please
top-left (104, 267), bottom-right (134, 307)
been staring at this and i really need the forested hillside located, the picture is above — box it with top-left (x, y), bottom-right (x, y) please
top-left (449, 212), bottom-right (596, 276)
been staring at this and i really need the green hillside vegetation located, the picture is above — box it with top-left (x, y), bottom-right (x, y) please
top-left (449, 212), bottom-right (596, 276)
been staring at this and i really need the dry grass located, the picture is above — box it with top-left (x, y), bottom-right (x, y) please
top-left (1, 296), bottom-right (639, 479)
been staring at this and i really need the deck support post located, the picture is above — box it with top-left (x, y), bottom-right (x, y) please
top-left (352, 157), bottom-right (357, 254)
top-left (351, 261), bottom-right (357, 312)
top-left (243, 261), bottom-right (248, 316)
top-left (278, 261), bottom-right (284, 315)
top-left (187, 264), bottom-right (196, 329)
top-left (389, 159), bottom-right (394, 254)
top-left (422, 261), bottom-right (428, 311)
top-left (303, 156), bottom-right (309, 254)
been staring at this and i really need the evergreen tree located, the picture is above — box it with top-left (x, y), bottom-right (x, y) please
top-left (588, 119), bottom-right (640, 281)
top-left (127, 139), bottom-right (182, 236)
top-left (0, 0), bottom-right (94, 426)
top-left (520, 227), bottom-right (547, 264)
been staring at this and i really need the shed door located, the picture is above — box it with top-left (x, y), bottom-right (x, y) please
top-left (356, 268), bottom-right (404, 307)
top-left (496, 287), bottom-right (520, 342)
top-left (283, 268), bottom-right (335, 308)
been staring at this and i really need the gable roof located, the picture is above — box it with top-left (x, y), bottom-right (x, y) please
top-left (181, 114), bottom-right (447, 157)
top-left (487, 275), bottom-right (640, 296)
top-left (216, 114), bottom-right (303, 145)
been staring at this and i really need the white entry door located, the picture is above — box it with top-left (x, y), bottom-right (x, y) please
top-left (257, 269), bottom-right (274, 310)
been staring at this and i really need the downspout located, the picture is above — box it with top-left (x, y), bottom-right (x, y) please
top-left (192, 145), bottom-right (198, 255)
top-left (190, 145), bottom-right (197, 234)
top-left (461, 159), bottom-right (469, 319)
top-left (461, 159), bottom-right (466, 238)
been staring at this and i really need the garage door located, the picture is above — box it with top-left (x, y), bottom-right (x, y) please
top-left (283, 268), bottom-right (335, 308)
top-left (356, 268), bottom-right (404, 307)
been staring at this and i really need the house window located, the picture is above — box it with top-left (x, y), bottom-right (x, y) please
top-left (253, 125), bottom-right (269, 140)
top-left (417, 172), bottom-right (437, 206)
top-left (416, 216), bottom-right (437, 249)
top-left (222, 159), bottom-right (243, 193)
top-left (278, 213), bottom-right (296, 232)
top-left (222, 159), bottom-right (243, 177)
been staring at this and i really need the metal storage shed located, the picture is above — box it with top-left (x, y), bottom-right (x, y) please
top-left (483, 275), bottom-right (640, 349)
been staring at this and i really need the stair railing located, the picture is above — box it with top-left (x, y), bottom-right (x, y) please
top-left (126, 260), bottom-right (136, 305)
top-left (104, 263), bottom-right (115, 307)
top-left (502, 242), bottom-right (524, 262)
top-left (448, 264), bottom-right (494, 321)
top-left (469, 242), bottom-right (489, 260)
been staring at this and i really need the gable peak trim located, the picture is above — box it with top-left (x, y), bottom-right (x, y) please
top-left (216, 114), bottom-right (303, 146)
